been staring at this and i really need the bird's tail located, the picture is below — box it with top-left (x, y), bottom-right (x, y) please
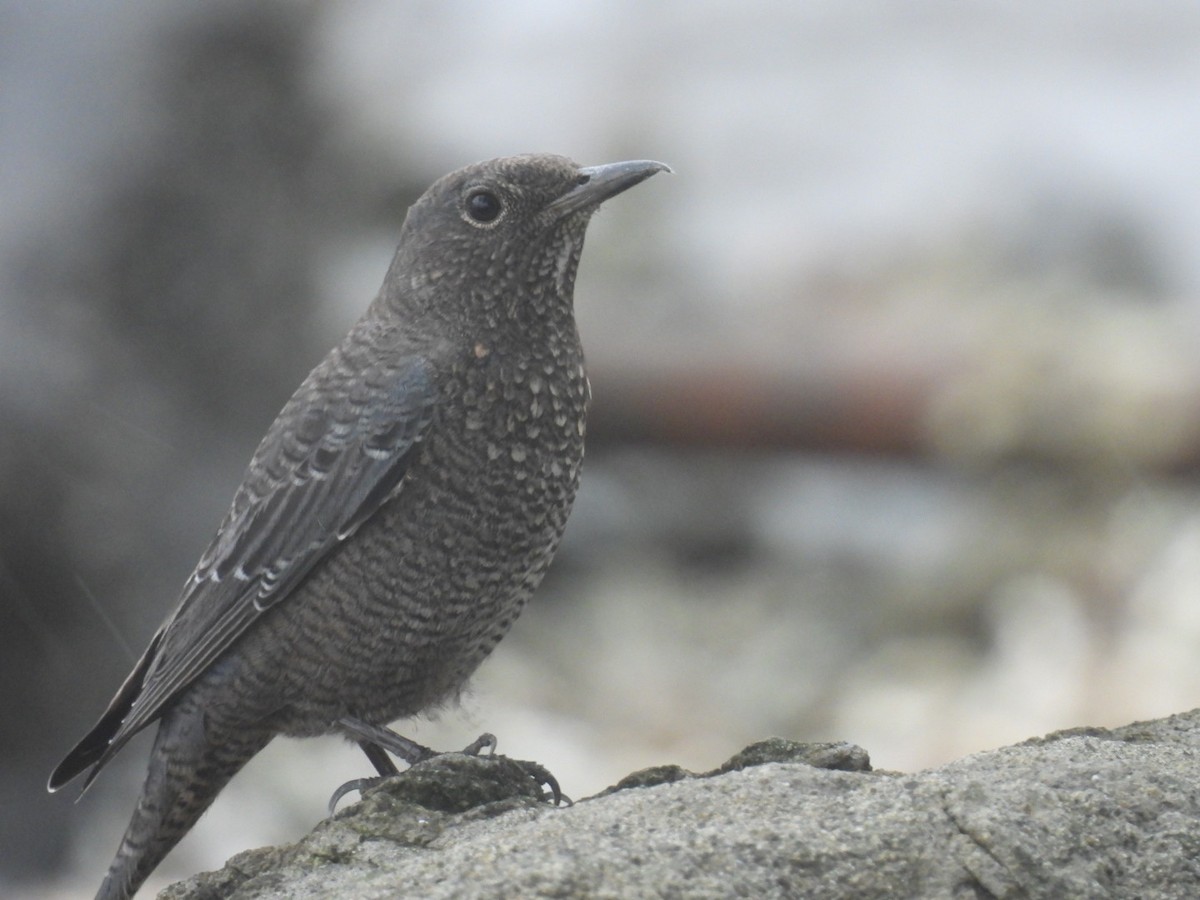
top-left (95, 698), bottom-right (270, 900)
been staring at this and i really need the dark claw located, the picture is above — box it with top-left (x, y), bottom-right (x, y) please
top-left (328, 775), bottom-right (388, 815)
top-left (514, 758), bottom-right (569, 806)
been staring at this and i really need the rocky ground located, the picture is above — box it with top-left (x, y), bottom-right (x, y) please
top-left (163, 710), bottom-right (1200, 899)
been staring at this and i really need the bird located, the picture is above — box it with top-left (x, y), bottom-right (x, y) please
top-left (48, 153), bottom-right (670, 900)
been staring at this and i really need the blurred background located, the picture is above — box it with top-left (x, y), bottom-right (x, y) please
top-left (5, 1), bottom-right (1200, 896)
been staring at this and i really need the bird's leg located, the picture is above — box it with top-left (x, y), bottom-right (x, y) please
top-left (329, 718), bottom-right (564, 812)
top-left (358, 740), bottom-right (400, 776)
top-left (340, 716), bottom-right (498, 763)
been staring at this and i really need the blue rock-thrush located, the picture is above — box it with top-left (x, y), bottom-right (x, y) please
top-left (49, 154), bottom-right (670, 900)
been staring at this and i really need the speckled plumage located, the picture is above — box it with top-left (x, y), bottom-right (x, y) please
top-left (49, 154), bottom-right (669, 900)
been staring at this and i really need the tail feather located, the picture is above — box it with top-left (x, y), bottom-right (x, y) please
top-left (94, 695), bottom-right (269, 900)
top-left (49, 629), bottom-right (165, 793)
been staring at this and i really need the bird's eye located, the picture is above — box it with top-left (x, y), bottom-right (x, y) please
top-left (464, 189), bottom-right (503, 224)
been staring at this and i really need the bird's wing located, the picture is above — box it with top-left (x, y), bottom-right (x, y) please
top-left (51, 352), bottom-right (438, 790)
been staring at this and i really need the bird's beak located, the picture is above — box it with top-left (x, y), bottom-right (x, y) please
top-left (547, 159), bottom-right (672, 218)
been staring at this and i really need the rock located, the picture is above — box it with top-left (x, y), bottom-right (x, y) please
top-left (162, 710), bottom-right (1200, 899)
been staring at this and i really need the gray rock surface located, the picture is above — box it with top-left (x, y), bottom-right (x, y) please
top-left (162, 711), bottom-right (1200, 899)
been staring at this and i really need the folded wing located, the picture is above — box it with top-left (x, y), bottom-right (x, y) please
top-left (49, 353), bottom-right (437, 791)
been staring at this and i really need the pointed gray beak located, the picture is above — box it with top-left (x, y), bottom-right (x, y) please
top-left (548, 159), bottom-right (672, 218)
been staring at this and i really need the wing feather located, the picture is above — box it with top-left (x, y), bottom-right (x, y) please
top-left (54, 352), bottom-right (438, 786)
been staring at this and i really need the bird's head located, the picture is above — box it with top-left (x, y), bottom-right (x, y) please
top-left (382, 154), bottom-right (670, 336)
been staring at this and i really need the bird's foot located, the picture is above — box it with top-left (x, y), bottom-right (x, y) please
top-left (328, 718), bottom-right (566, 813)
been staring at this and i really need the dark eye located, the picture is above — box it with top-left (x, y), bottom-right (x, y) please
top-left (465, 189), bottom-right (503, 224)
